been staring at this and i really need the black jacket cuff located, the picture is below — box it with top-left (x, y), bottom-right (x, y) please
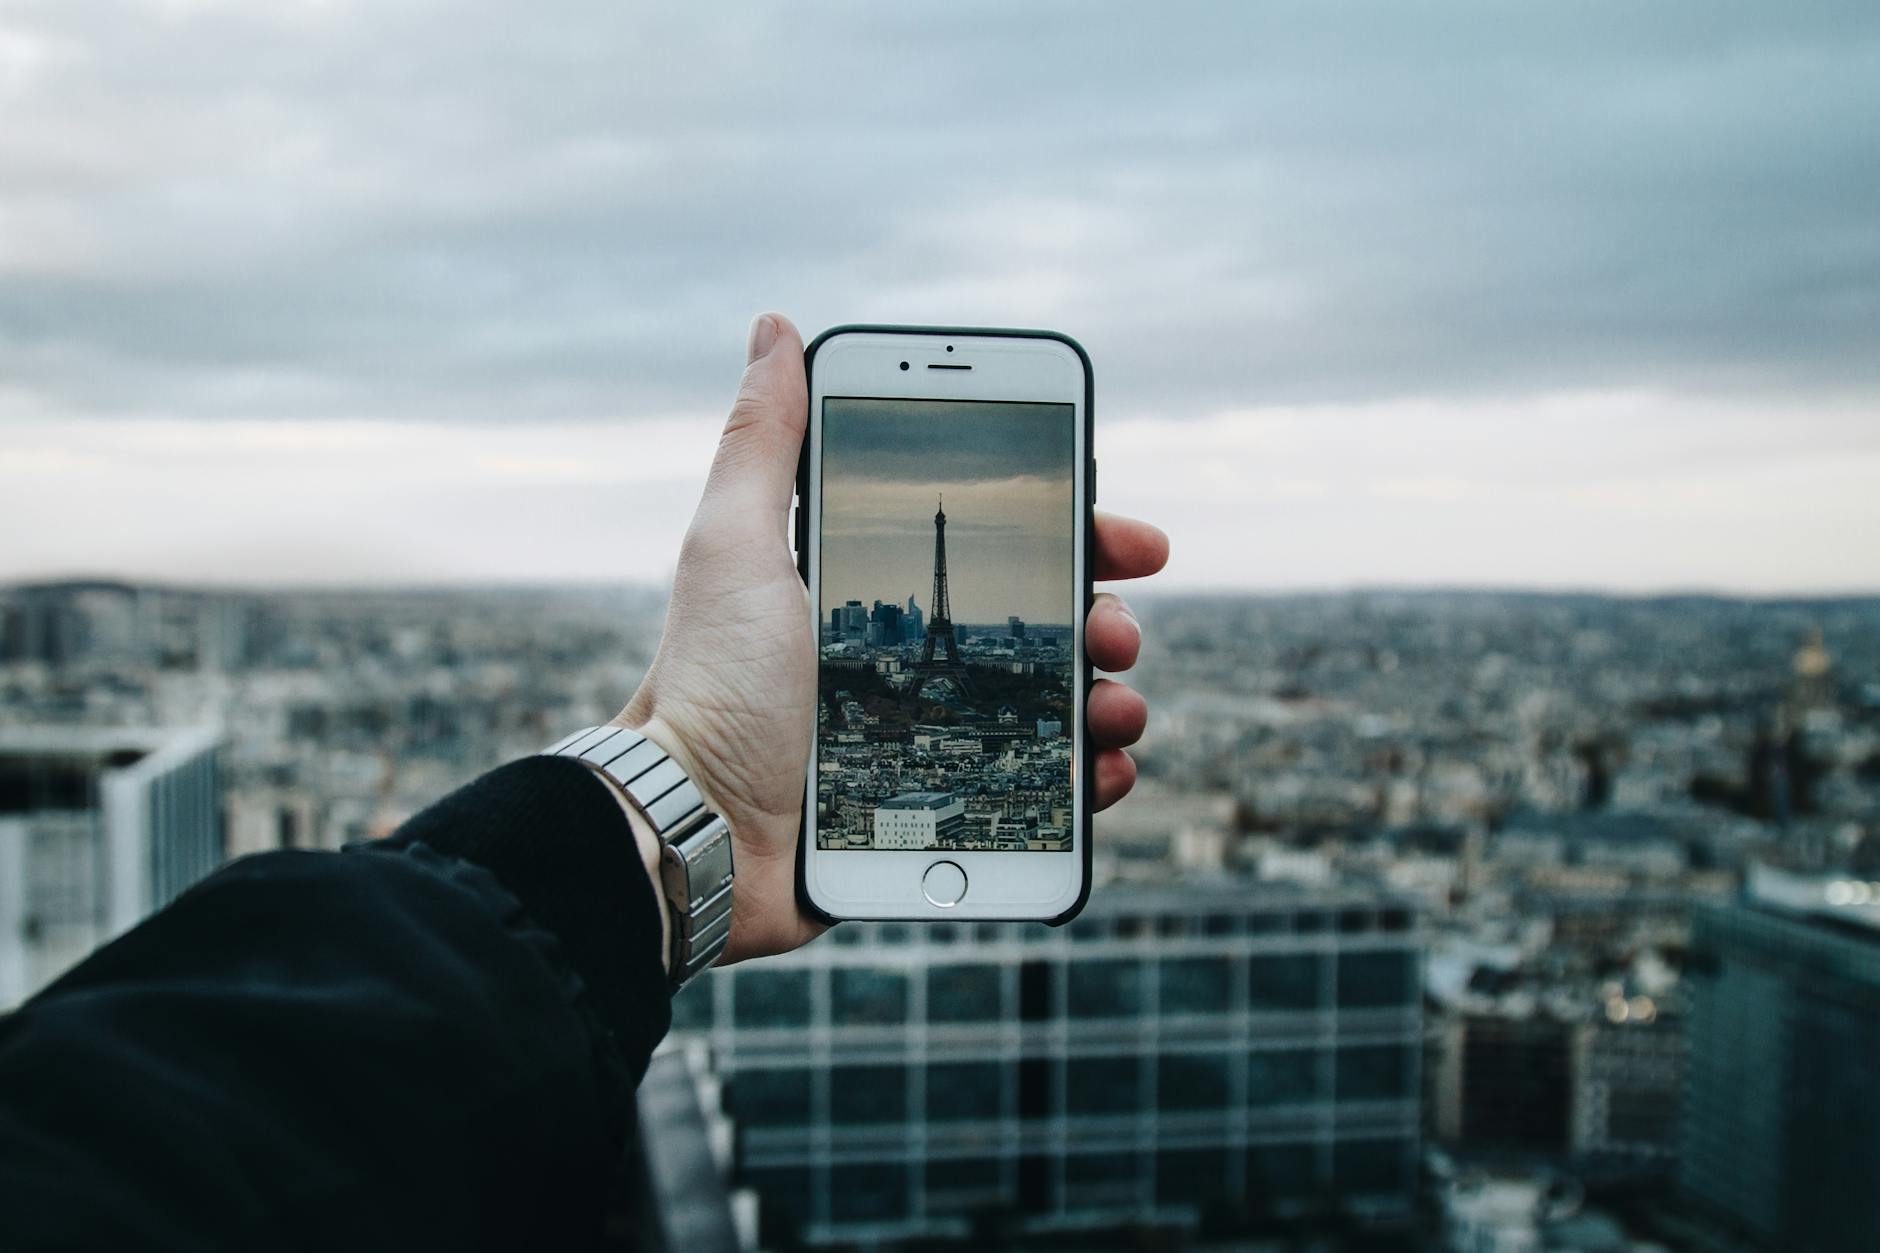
top-left (371, 756), bottom-right (671, 1077)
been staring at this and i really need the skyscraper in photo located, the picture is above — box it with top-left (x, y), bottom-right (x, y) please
top-left (870, 600), bottom-right (903, 647)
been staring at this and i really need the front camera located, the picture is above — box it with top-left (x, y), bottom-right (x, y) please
top-left (899, 361), bottom-right (909, 371)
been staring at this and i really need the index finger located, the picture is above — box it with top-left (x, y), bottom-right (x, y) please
top-left (1095, 512), bottom-right (1169, 581)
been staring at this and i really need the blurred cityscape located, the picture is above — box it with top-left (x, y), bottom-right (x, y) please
top-left (4, 580), bottom-right (1879, 1251)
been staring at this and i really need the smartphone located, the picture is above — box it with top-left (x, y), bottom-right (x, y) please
top-left (795, 326), bottom-right (1094, 923)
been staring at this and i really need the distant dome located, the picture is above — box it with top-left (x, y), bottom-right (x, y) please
top-left (1794, 628), bottom-right (1832, 679)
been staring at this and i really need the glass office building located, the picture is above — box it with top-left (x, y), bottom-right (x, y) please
top-left (1680, 872), bottom-right (1880, 1253)
top-left (671, 882), bottom-right (1423, 1247)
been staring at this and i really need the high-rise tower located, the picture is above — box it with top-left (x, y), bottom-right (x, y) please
top-left (914, 497), bottom-right (969, 694)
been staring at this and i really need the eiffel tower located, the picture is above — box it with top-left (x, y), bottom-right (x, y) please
top-left (914, 496), bottom-right (971, 697)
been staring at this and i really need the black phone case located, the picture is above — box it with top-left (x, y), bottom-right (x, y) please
top-left (794, 324), bottom-right (1096, 927)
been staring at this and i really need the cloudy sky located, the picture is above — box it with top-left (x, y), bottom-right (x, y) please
top-left (1, 2), bottom-right (1876, 592)
top-left (820, 399), bottom-right (1074, 624)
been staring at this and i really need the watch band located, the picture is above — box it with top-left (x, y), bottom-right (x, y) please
top-left (542, 725), bottom-right (734, 992)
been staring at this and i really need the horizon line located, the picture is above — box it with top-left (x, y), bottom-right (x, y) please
top-left (5, 571), bottom-right (1880, 604)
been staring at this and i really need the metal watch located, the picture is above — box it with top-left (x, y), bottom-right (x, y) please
top-left (542, 725), bottom-right (734, 992)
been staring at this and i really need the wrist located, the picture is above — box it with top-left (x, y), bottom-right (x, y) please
top-left (546, 721), bottom-right (737, 988)
top-left (609, 712), bottom-right (725, 972)
top-left (613, 692), bottom-right (824, 966)
top-left (612, 711), bottom-right (721, 822)
top-left (587, 770), bottom-right (672, 976)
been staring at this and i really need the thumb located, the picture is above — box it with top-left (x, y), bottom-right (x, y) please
top-left (699, 312), bottom-right (807, 519)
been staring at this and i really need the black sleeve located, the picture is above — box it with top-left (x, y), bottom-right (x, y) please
top-left (0, 755), bottom-right (670, 1252)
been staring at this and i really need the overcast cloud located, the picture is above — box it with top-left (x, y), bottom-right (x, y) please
top-left (822, 400), bottom-right (1074, 485)
top-left (1, 2), bottom-right (1876, 590)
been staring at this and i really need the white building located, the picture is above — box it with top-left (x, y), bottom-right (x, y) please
top-left (871, 792), bottom-right (965, 849)
top-left (0, 725), bottom-right (223, 1006)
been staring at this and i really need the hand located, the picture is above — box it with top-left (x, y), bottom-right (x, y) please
top-left (619, 313), bottom-right (1168, 965)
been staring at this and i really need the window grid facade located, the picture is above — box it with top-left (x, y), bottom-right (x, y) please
top-left (1679, 900), bottom-right (1880, 1253)
top-left (671, 886), bottom-right (1422, 1246)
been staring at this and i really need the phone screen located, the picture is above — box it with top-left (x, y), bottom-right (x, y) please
top-left (816, 396), bottom-right (1078, 853)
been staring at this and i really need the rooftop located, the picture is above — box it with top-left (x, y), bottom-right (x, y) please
top-left (878, 791), bottom-right (956, 809)
top-left (0, 725), bottom-right (223, 782)
top-left (1746, 862), bottom-right (1880, 935)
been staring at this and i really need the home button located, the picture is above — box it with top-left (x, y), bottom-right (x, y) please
top-left (922, 860), bottom-right (968, 908)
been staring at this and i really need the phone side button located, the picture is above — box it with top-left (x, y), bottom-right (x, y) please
top-left (1091, 458), bottom-right (1097, 504)
top-left (922, 860), bottom-right (968, 908)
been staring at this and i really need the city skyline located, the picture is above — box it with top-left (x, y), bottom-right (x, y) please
top-left (8, 576), bottom-right (1880, 1245)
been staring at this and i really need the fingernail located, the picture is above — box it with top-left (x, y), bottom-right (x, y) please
top-left (1114, 597), bottom-right (1139, 630)
top-left (746, 314), bottom-right (779, 363)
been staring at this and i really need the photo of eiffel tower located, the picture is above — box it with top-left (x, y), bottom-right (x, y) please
top-left (814, 395), bottom-right (1077, 853)
top-left (913, 496), bottom-right (972, 698)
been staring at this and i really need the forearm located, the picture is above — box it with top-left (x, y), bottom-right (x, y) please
top-left (0, 757), bottom-right (671, 1250)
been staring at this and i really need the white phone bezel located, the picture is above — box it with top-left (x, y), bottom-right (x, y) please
top-left (802, 330), bottom-right (1088, 920)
